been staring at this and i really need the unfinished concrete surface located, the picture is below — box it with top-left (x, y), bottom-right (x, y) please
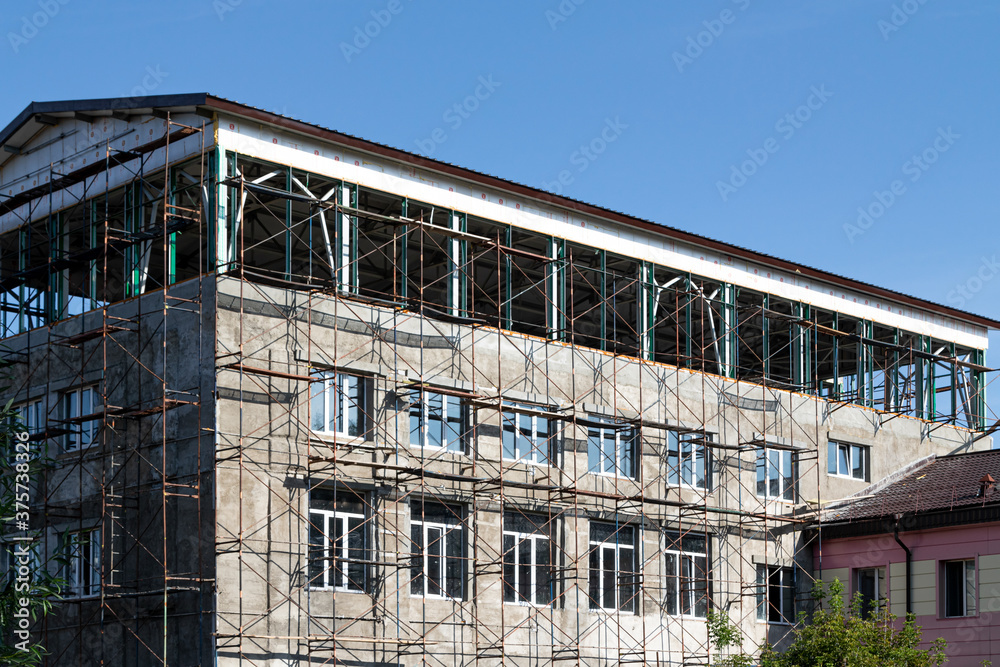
top-left (0, 94), bottom-right (996, 666)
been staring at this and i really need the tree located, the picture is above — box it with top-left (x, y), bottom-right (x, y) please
top-left (710, 579), bottom-right (947, 667)
top-left (0, 378), bottom-right (65, 665)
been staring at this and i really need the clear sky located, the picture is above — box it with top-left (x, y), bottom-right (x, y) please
top-left (3, 0), bottom-right (1000, 419)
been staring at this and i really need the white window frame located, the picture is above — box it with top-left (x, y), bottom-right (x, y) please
top-left (502, 515), bottom-right (551, 606)
top-left (411, 506), bottom-right (464, 600)
top-left (756, 564), bottom-right (794, 624)
top-left (587, 418), bottom-right (637, 479)
top-left (62, 386), bottom-right (99, 452)
top-left (309, 500), bottom-right (367, 592)
top-left (501, 402), bottom-right (553, 466)
top-left (664, 533), bottom-right (709, 618)
top-left (855, 566), bottom-right (885, 618)
top-left (588, 523), bottom-right (637, 613)
top-left (311, 371), bottom-right (365, 438)
top-left (942, 559), bottom-right (976, 618)
top-left (828, 441), bottom-right (869, 481)
top-left (667, 431), bottom-right (711, 490)
top-left (410, 390), bottom-right (465, 453)
top-left (757, 447), bottom-right (795, 501)
top-left (65, 528), bottom-right (101, 598)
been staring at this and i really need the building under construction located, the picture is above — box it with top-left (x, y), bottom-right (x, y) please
top-left (0, 93), bottom-right (996, 666)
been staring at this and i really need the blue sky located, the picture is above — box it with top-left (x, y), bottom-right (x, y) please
top-left (3, 0), bottom-right (1000, 409)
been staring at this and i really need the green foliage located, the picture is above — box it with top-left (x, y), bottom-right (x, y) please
top-left (711, 579), bottom-right (947, 667)
top-left (0, 384), bottom-right (64, 665)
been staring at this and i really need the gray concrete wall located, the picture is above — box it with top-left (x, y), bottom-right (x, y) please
top-left (1, 276), bottom-right (216, 667)
top-left (213, 276), bottom-right (985, 666)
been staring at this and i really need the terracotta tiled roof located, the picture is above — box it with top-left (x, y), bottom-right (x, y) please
top-left (824, 449), bottom-right (1000, 523)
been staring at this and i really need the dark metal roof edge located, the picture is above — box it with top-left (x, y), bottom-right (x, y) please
top-left (2, 92), bottom-right (998, 331)
top-left (0, 93), bottom-right (210, 147)
top-left (821, 504), bottom-right (1000, 539)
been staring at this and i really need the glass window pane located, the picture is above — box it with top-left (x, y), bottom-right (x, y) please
top-left (346, 516), bottom-right (365, 591)
top-left (667, 432), bottom-right (679, 485)
top-left (518, 536), bottom-right (531, 602)
top-left (445, 526), bottom-right (463, 599)
top-left (535, 537), bottom-right (551, 605)
top-left (768, 450), bottom-right (780, 497)
top-left (426, 526), bottom-right (443, 596)
top-left (427, 394), bottom-right (443, 449)
top-left (693, 555), bottom-right (708, 618)
top-left (410, 521), bottom-right (423, 595)
top-left (851, 445), bottom-right (864, 479)
top-left (966, 560), bottom-right (976, 616)
top-left (838, 445), bottom-right (849, 476)
top-left (409, 397), bottom-right (422, 447)
top-left (665, 552), bottom-right (678, 615)
top-left (756, 451), bottom-right (766, 496)
top-left (601, 546), bottom-right (615, 610)
top-left (445, 396), bottom-right (463, 452)
top-left (311, 378), bottom-right (326, 431)
top-left (680, 438), bottom-right (692, 484)
top-left (502, 533), bottom-right (515, 602)
top-left (502, 413), bottom-right (516, 460)
top-left (827, 442), bottom-right (837, 474)
top-left (588, 428), bottom-right (602, 474)
top-left (621, 430), bottom-right (635, 478)
top-left (345, 375), bottom-right (362, 437)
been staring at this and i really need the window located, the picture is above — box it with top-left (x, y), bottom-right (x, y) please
top-left (308, 488), bottom-right (369, 592)
top-left (943, 559), bottom-right (976, 618)
top-left (411, 502), bottom-right (464, 599)
top-left (856, 567), bottom-right (885, 619)
top-left (587, 418), bottom-right (637, 478)
top-left (1, 541), bottom-right (40, 588)
top-left (18, 398), bottom-right (44, 435)
top-left (502, 513), bottom-right (552, 606)
top-left (667, 431), bottom-right (711, 490)
top-left (61, 386), bottom-right (99, 451)
top-left (5, 399), bottom-right (43, 464)
top-left (65, 528), bottom-right (100, 597)
top-left (311, 371), bottom-right (367, 438)
top-left (501, 402), bottom-right (554, 465)
top-left (588, 522), bottom-right (637, 612)
top-left (757, 565), bottom-right (794, 623)
top-left (410, 390), bottom-right (466, 452)
top-left (828, 441), bottom-right (869, 481)
top-left (664, 532), bottom-right (709, 618)
top-left (756, 447), bottom-right (795, 501)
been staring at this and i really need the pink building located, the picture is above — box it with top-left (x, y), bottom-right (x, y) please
top-left (819, 450), bottom-right (1000, 665)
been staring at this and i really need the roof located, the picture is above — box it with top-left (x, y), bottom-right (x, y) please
top-left (823, 449), bottom-right (1000, 530)
top-left (2, 93), bottom-right (999, 331)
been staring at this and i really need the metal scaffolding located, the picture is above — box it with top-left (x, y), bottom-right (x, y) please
top-left (0, 103), bottom-right (994, 666)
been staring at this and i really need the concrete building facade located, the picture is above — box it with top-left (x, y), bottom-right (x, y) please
top-left (0, 94), bottom-right (996, 666)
